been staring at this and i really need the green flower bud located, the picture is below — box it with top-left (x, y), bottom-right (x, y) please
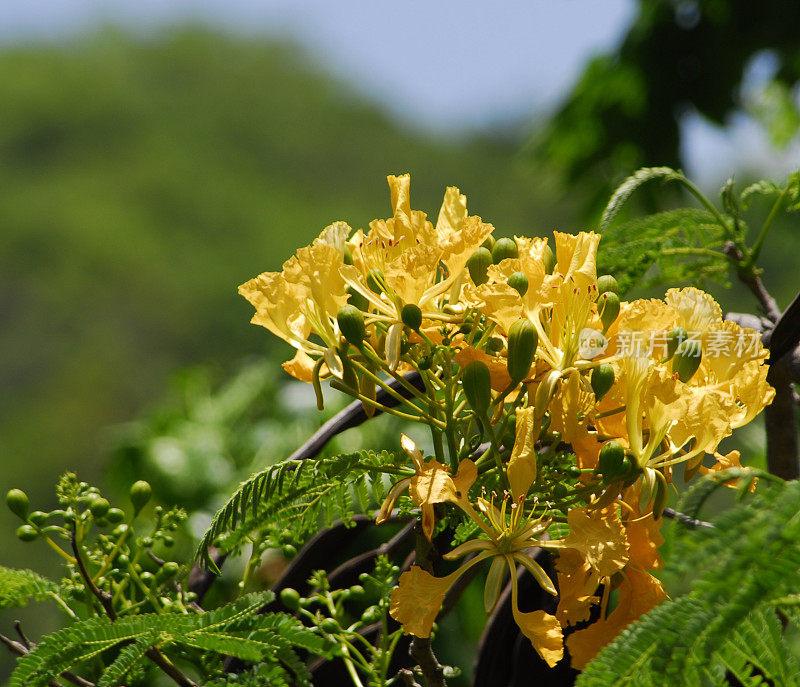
top-left (6, 489), bottom-right (29, 520)
top-left (598, 441), bottom-right (630, 483)
top-left (481, 235), bottom-right (495, 251)
top-left (89, 498), bottom-right (110, 519)
top-left (543, 244), bottom-right (556, 274)
top-left (590, 364), bottom-right (615, 402)
top-left (320, 618), bottom-right (340, 634)
top-left (366, 269), bottom-right (385, 294)
top-left (106, 508), bottom-right (125, 524)
top-left (666, 327), bottom-right (688, 359)
top-left (492, 237), bottom-right (518, 264)
top-left (28, 511), bottom-right (48, 526)
top-left (507, 271), bottom-right (529, 296)
top-left (282, 544), bottom-right (297, 558)
top-left (417, 355), bottom-right (432, 371)
top-left (552, 483), bottom-right (569, 499)
top-left (337, 304), bottom-right (366, 347)
top-left (280, 587), bottom-right (301, 611)
top-left (361, 605), bottom-right (382, 624)
top-left (346, 286), bottom-right (370, 312)
top-left (16, 525), bottom-right (38, 542)
top-left (129, 481), bottom-right (152, 515)
top-left (348, 584), bottom-right (366, 601)
top-left (401, 303), bottom-right (423, 331)
top-left (672, 339), bottom-right (702, 383)
top-left (486, 336), bottom-right (504, 353)
top-left (343, 246), bottom-right (354, 266)
top-left (157, 562), bottom-right (180, 582)
top-left (462, 361), bottom-right (491, 415)
top-left (507, 318), bottom-right (538, 384)
top-left (598, 292), bottom-right (621, 330)
top-left (140, 571), bottom-right (156, 587)
top-left (467, 247), bottom-right (492, 286)
top-left (596, 274), bottom-right (619, 295)
top-left (565, 466), bottom-right (583, 478)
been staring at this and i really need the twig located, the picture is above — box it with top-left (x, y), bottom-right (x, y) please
top-left (14, 620), bottom-right (32, 649)
top-left (409, 638), bottom-right (446, 687)
top-left (724, 243), bottom-right (780, 322)
top-left (662, 507), bottom-right (713, 529)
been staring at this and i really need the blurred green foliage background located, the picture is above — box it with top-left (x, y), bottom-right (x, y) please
top-left (1, 1), bottom-right (799, 683)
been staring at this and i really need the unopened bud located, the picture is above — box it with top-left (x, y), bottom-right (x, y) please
top-left (507, 319), bottom-right (538, 384)
top-left (462, 361), bottom-right (491, 415)
top-left (337, 305), bottom-right (366, 348)
top-left (598, 292), bottom-right (620, 330)
top-left (492, 238), bottom-right (518, 264)
top-left (672, 339), bottom-right (702, 382)
top-left (507, 272), bottom-right (529, 297)
top-left (467, 247), bottom-right (492, 286)
top-left (596, 274), bottom-right (619, 295)
top-left (666, 327), bottom-right (688, 359)
top-left (590, 364), bottom-right (615, 402)
top-left (401, 304), bottom-right (423, 331)
top-left (543, 244), bottom-right (556, 274)
top-left (6, 489), bottom-right (29, 520)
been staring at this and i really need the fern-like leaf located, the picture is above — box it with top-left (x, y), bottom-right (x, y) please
top-left (599, 167), bottom-right (682, 231)
top-left (196, 450), bottom-right (408, 569)
top-left (9, 591), bottom-right (329, 687)
top-left (597, 207), bottom-right (728, 293)
top-left (0, 566), bottom-right (59, 609)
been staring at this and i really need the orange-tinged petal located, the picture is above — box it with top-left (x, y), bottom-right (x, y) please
top-left (281, 349), bottom-right (320, 383)
top-left (454, 346), bottom-right (512, 391)
top-left (566, 567), bottom-right (666, 669)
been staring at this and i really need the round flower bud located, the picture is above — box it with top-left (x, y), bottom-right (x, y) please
top-left (6, 489), bottom-right (29, 520)
top-left (598, 441), bottom-right (630, 483)
top-left (492, 238), bottom-right (518, 264)
top-left (28, 511), bottom-right (48, 527)
top-left (666, 327), bottom-right (688, 359)
top-left (507, 319), bottom-right (538, 384)
top-left (89, 497), bottom-right (110, 519)
top-left (590, 364), bottom-right (615, 402)
top-left (157, 562), bottom-right (180, 583)
top-left (401, 304), bottom-right (423, 331)
top-left (596, 274), bottom-right (620, 296)
top-left (320, 618), bottom-right (340, 634)
top-left (16, 525), bottom-right (39, 542)
top-left (598, 292), bottom-right (621, 330)
top-left (130, 481), bottom-right (152, 515)
top-left (337, 304), bottom-right (366, 348)
top-left (507, 271), bottom-right (529, 297)
top-left (467, 247), bottom-right (492, 286)
top-left (106, 508), bottom-right (125, 524)
top-left (361, 605), bottom-right (382, 624)
top-left (543, 245), bottom-right (556, 274)
top-left (280, 587), bottom-right (302, 611)
top-left (481, 235), bottom-right (495, 251)
top-left (672, 340), bottom-right (702, 383)
top-left (462, 361), bottom-right (491, 415)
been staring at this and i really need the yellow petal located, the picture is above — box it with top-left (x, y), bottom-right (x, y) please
top-left (554, 231), bottom-right (600, 289)
top-left (555, 549), bottom-right (598, 626)
top-left (281, 349), bottom-right (319, 383)
top-left (454, 346), bottom-right (512, 391)
top-left (564, 506), bottom-right (629, 579)
top-left (566, 567), bottom-right (666, 670)
top-left (506, 406), bottom-right (539, 499)
top-left (390, 566), bottom-right (453, 637)
top-left (665, 286), bottom-right (721, 331)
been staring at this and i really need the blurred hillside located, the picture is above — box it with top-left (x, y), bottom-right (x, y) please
top-left (0, 28), bottom-right (568, 502)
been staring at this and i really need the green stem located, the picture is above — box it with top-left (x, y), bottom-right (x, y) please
top-left (746, 184), bottom-right (792, 268)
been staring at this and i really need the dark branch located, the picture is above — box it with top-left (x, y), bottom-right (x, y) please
top-left (662, 507), bottom-right (713, 529)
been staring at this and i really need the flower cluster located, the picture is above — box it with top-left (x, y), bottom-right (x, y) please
top-left (240, 175), bottom-right (774, 668)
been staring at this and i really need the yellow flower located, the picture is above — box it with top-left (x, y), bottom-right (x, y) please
top-left (389, 488), bottom-right (566, 666)
top-left (239, 223), bottom-right (351, 381)
top-left (563, 505), bottom-right (629, 581)
top-left (375, 434), bottom-right (476, 541)
top-left (506, 406), bottom-right (539, 499)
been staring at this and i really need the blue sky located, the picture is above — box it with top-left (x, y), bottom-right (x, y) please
top-left (2, 1), bottom-right (798, 184)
